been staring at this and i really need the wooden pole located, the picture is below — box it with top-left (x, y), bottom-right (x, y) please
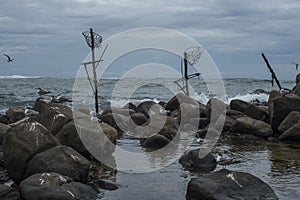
top-left (90, 28), bottom-right (99, 113)
top-left (261, 53), bottom-right (282, 90)
top-left (184, 52), bottom-right (189, 96)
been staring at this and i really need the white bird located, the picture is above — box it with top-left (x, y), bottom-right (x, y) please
top-left (25, 107), bottom-right (39, 116)
top-left (3, 54), bottom-right (14, 62)
top-left (216, 151), bottom-right (235, 169)
top-left (38, 88), bottom-right (51, 95)
top-left (280, 88), bottom-right (291, 97)
top-left (89, 111), bottom-right (100, 122)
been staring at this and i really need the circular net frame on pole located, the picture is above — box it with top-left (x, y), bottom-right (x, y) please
top-left (184, 46), bottom-right (204, 65)
top-left (82, 31), bottom-right (103, 48)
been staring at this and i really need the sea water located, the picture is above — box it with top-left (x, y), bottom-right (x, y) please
top-left (0, 76), bottom-right (299, 199)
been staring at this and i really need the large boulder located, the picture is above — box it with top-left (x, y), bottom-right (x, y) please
top-left (186, 169), bottom-right (278, 200)
top-left (130, 113), bottom-right (148, 126)
top-left (231, 116), bottom-right (273, 137)
top-left (56, 121), bottom-right (118, 160)
top-left (270, 94), bottom-right (300, 131)
top-left (293, 82), bottom-right (300, 96)
top-left (278, 111), bottom-right (300, 134)
top-left (100, 108), bottom-right (135, 117)
top-left (0, 114), bottom-right (10, 124)
top-left (99, 113), bottom-right (128, 133)
top-left (135, 101), bottom-right (157, 118)
top-left (206, 98), bottom-right (227, 123)
top-left (0, 185), bottom-right (20, 200)
top-left (179, 148), bottom-right (216, 172)
top-left (20, 172), bottom-right (97, 200)
top-left (122, 102), bottom-right (136, 110)
top-left (230, 99), bottom-right (268, 121)
top-left (165, 93), bottom-right (198, 112)
top-left (279, 122), bottom-right (300, 142)
top-left (33, 99), bottom-right (73, 135)
top-left (25, 146), bottom-right (90, 183)
top-left (3, 118), bottom-right (58, 183)
top-left (0, 123), bottom-right (10, 144)
top-left (5, 107), bottom-right (25, 123)
top-left (296, 73), bottom-right (300, 85)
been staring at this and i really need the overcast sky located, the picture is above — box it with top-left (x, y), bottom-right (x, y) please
top-left (0, 0), bottom-right (299, 80)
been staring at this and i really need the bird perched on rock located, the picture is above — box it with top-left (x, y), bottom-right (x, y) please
top-left (37, 88), bottom-right (51, 95)
top-left (3, 54), bottom-right (14, 62)
top-left (280, 88), bottom-right (291, 97)
top-left (24, 107), bottom-right (39, 116)
top-left (90, 110), bottom-right (101, 122)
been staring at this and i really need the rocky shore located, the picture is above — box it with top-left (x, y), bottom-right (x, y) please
top-left (0, 74), bottom-right (299, 199)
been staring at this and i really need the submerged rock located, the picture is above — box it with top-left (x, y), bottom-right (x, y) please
top-left (179, 148), bottom-right (216, 172)
top-left (3, 118), bottom-right (58, 183)
top-left (186, 169), bottom-right (278, 200)
top-left (25, 146), bottom-right (90, 183)
top-left (20, 172), bottom-right (97, 200)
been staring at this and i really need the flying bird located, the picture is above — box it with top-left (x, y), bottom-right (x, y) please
top-left (292, 62), bottom-right (299, 70)
top-left (3, 54), bottom-right (14, 62)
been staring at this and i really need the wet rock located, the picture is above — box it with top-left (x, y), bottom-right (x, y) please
top-left (130, 113), bottom-right (148, 126)
top-left (268, 90), bottom-right (281, 113)
top-left (3, 118), bottom-right (58, 183)
top-left (158, 101), bottom-right (167, 108)
top-left (100, 108), bottom-right (135, 117)
top-left (270, 94), bottom-right (300, 131)
top-left (231, 116), bottom-right (273, 137)
top-left (206, 98), bottom-right (227, 123)
top-left (293, 82), bottom-right (300, 96)
top-left (91, 179), bottom-right (119, 191)
top-left (6, 107), bottom-right (25, 123)
top-left (20, 172), bottom-right (97, 200)
top-left (99, 113), bottom-right (128, 133)
top-left (278, 111), bottom-right (300, 134)
top-left (0, 123), bottom-right (10, 144)
top-left (25, 146), bottom-right (90, 183)
top-left (230, 99), bottom-right (268, 122)
top-left (33, 99), bottom-right (73, 135)
top-left (0, 184), bottom-right (20, 200)
top-left (279, 123), bottom-right (300, 142)
top-left (186, 169), bottom-right (278, 200)
top-left (252, 89), bottom-right (269, 94)
top-left (179, 148), bottom-right (216, 172)
top-left (141, 134), bottom-right (171, 149)
top-left (0, 114), bottom-right (10, 124)
top-left (135, 101), bottom-right (157, 118)
top-left (165, 93), bottom-right (198, 112)
top-left (189, 118), bottom-right (208, 130)
top-left (122, 102), bottom-right (136, 110)
top-left (296, 73), bottom-right (300, 85)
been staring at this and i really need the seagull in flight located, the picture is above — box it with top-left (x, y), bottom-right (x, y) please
top-left (3, 54), bottom-right (15, 62)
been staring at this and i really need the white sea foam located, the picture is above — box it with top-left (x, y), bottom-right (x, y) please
top-left (227, 93), bottom-right (269, 104)
top-left (0, 75), bottom-right (40, 79)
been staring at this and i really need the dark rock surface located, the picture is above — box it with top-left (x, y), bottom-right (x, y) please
top-left (179, 148), bottom-right (217, 172)
top-left (5, 107), bottom-right (25, 123)
top-left (135, 101), bottom-right (157, 118)
top-left (186, 169), bottom-right (278, 200)
top-left (230, 99), bottom-right (268, 121)
top-left (25, 146), bottom-right (90, 183)
top-left (165, 93), bottom-right (198, 112)
top-left (141, 134), bottom-right (171, 148)
top-left (20, 172), bottom-right (97, 200)
top-left (279, 122), bottom-right (300, 142)
top-left (0, 185), bottom-right (20, 200)
top-left (278, 111), bottom-right (300, 134)
top-left (3, 118), bottom-right (58, 183)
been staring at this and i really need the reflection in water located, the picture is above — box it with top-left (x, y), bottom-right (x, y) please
top-left (103, 136), bottom-right (300, 200)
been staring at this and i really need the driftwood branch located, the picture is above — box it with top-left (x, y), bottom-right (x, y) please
top-left (261, 53), bottom-right (282, 90)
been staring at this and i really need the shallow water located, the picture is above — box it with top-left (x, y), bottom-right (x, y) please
top-left (102, 137), bottom-right (300, 200)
